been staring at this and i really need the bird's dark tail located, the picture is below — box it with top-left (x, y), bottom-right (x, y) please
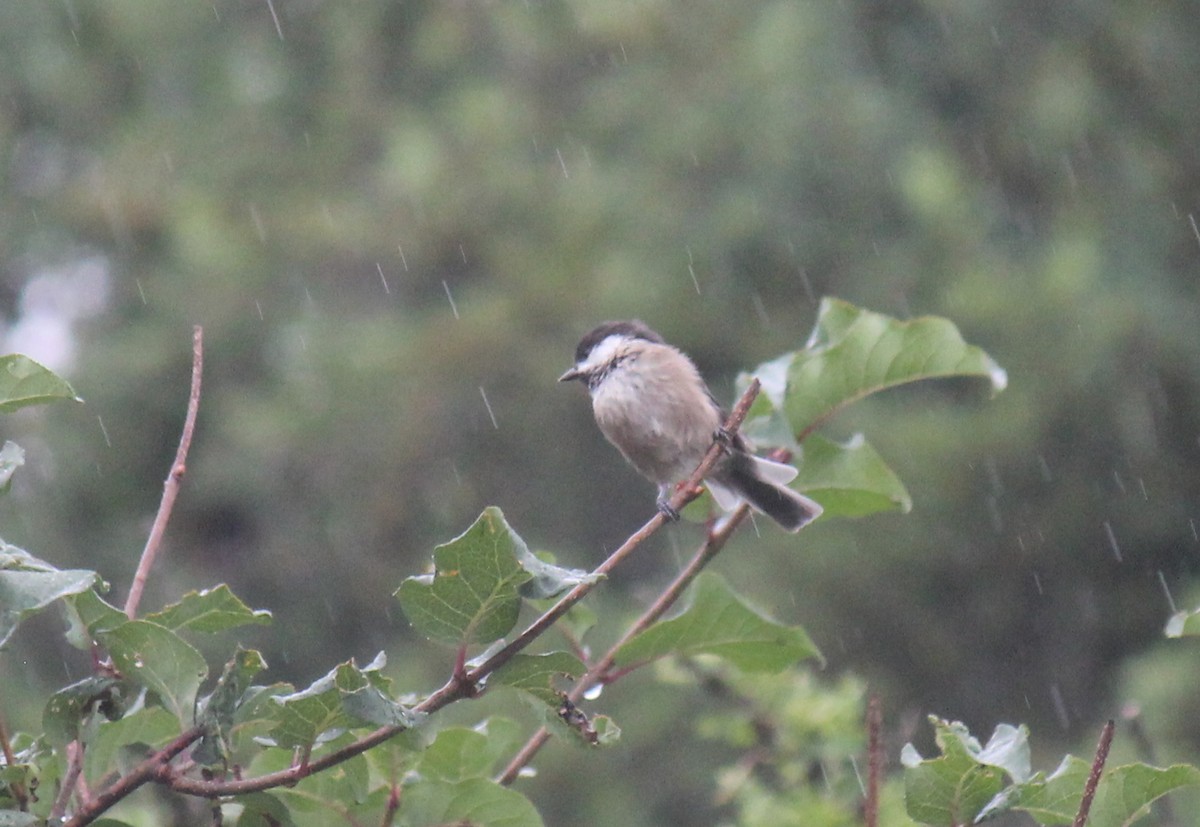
top-left (720, 454), bottom-right (822, 532)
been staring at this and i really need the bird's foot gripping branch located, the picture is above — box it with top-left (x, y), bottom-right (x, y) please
top-left (17, 301), bottom-right (1193, 827)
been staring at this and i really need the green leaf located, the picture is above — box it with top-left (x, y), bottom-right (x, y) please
top-left (64, 588), bottom-right (128, 649)
top-left (0, 441), bottom-right (24, 493)
top-left (418, 718), bottom-right (525, 783)
top-left (84, 707), bottom-right (180, 785)
top-left (250, 733), bottom-right (373, 816)
top-left (232, 792), bottom-right (297, 827)
top-left (985, 756), bottom-right (1200, 827)
top-left (1165, 607), bottom-right (1200, 637)
top-left (144, 585), bottom-right (272, 633)
top-left (0, 545), bottom-right (102, 648)
top-left (613, 572), bottom-right (823, 673)
top-left (901, 718), bottom-right (1027, 825)
top-left (490, 652), bottom-right (586, 707)
top-left (794, 433), bottom-right (912, 517)
top-left (269, 653), bottom-right (416, 751)
top-left (42, 676), bottom-right (133, 746)
top-left (96, 620), bottom-right (208, 723)
top-left (399, 777), bottom-right (544, 827)
top-left (0, 813), bottom-right (44, 827)
top-left (0, 354), bottom-right (81, 413)
top-left (396, 507), bottom-right (533, 646)
top-left (194, 647), bottom-right (269, 765)
top-left (775, 298), bottom-right (1007, 439)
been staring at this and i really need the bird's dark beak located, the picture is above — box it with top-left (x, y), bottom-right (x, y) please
top-left (558, 366), bottom-right (582, 382)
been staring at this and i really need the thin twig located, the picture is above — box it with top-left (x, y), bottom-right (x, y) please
top-left (49, 740), bottom-right (85, 821)
top-left (0, 715), bottom-right (29, 811)
top-left (865, 694), bottom-right (882, 827)
top-left (157, 380), bottom-right (764, 802)
top-left (496, 503), bottom-right (751, 784)
top-left (1073, 719), bottom-right (1115, 827)
top-left (124, 326), bottom-right (204, 619)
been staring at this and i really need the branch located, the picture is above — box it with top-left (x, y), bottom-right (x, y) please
top-left (63, 727), bottom-right (204, 827)
top-left (124, 325), bottom-right (204, 619)
top-left (0, 715), bottom-right (29, 811)
top-left (494, 385), bottom-right (768, 784)
top-left (159, 379), bottom-right (763, 800)
top-left (463, 378), bottom-right (762, 684)
top-left (865, 694), bottom-right (882, 827)
top-left (1073, 719), bottom-right (1115, 827)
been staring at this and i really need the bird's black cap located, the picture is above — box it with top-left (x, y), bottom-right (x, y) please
top-left (572, 320), bottom-right (664, 363)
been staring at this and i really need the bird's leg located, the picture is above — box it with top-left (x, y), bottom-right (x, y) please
top-left (656, 483), bottom-right (681, 522)
top-left (713, 426), bottom-right (735, 453)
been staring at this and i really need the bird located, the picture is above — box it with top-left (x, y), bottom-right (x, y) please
top-left (559, 320), bottom-right (822, 531)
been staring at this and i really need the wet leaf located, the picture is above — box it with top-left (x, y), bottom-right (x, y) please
top-left (145, 585), bottom-right (272, 634)
top-left (269, 653), bottom-right (417, 751)
top-left (0, 354), bottom-right (81, 413)
top-left (399, 777), bottom-right (544, 827)
top-left (396, 507), bottom-right (532, 646)
top-left (194, 647), bottom-right (269, 765)
top-left (901, 717), bottom-right (1028, 825)
top-left (613, 572), bottom-right (822, 673)
top-left (418, 718), bottom-right (525, 783)
top-left (793, 433), bottom-right (911, 517)
top-left (96, 620), bottom-right (208, 724)
top-left (491, 652), bottom-right (586, 708)
top-left (0, 543), bottom-right (101, 648)
top-left (744, 298), bottom-right (1006, 441)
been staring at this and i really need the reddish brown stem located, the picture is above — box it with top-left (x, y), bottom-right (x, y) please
top-left (124, 325), bottom-right (203, 619)
top-left (1073, 719), bottom-right (1115, 827)
top-left (865, 694), bottom-right (882, 827)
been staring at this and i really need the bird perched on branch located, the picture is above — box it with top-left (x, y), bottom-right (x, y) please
top-left (559, 320), bottom-right (821, 532)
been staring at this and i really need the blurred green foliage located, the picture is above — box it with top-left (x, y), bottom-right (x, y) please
top-left (3, 1), bottom-right (1200, 825)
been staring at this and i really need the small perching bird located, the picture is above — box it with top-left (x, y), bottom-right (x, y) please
top-left (559, 320), bottom-right (822, 532)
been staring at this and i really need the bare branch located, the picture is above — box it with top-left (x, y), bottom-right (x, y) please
top-left (124, 325), bottom-right (204, 619)
top-left (1073, 719), bottom-right (1115, 827)
top-left (865, 694), bottom-right (882, 827)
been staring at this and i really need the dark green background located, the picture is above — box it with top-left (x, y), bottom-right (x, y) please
top-left (3, 2), bottom-right (1200, 824)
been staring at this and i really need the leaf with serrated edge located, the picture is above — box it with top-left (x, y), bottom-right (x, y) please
top-left (194, 648), bottom-right (269, 765)
top-left (773, 298), bottom-right (1006, 439)
top-left (268, 653), bottom-right (407, 751)
top-left (902, 718), bottom-right (1030, 825)
top-left (396, 507), bottom-right (532, 646)
top-left (614, 572), bottom-right (822, 673)
top-left (0, 354), bottom-right (81, 413)
top-left (144, 585), bottom-right (272, 633)
top-left (96, 620), bottom-right (208, 723)
top-left (986, 755), bottom-right (1200, 827)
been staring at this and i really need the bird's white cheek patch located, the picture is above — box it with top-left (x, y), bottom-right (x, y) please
top-left (577, 335), bottom-right (627, 374)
